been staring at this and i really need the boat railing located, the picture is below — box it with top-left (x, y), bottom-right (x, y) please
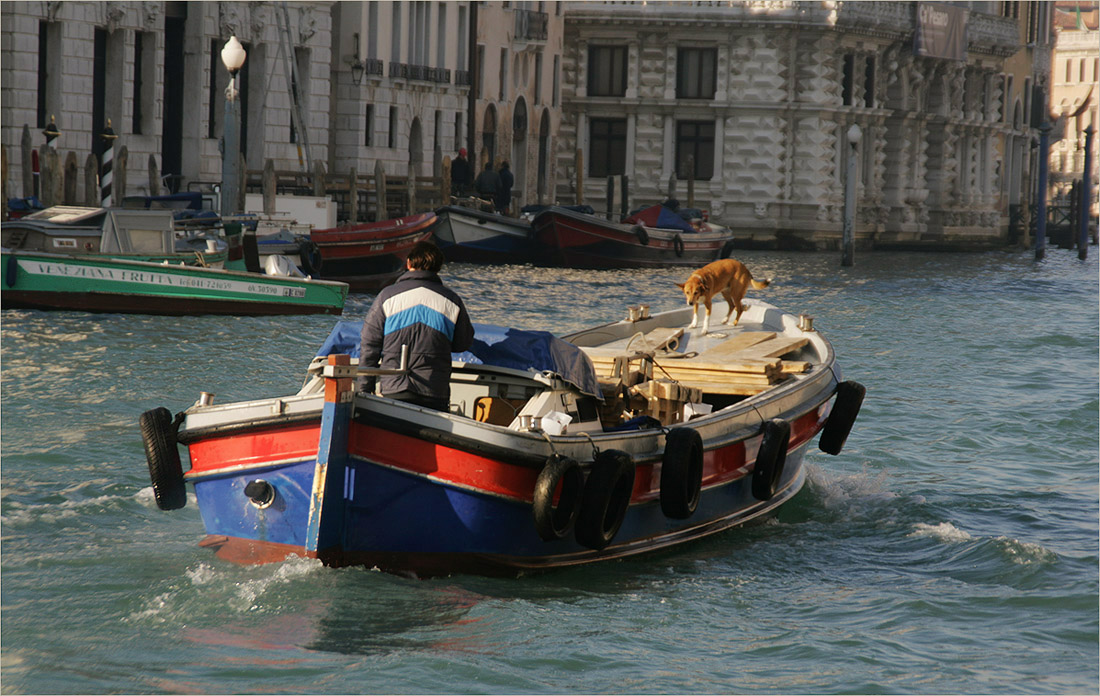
top-left (308, 345), bottom-right (410, 382)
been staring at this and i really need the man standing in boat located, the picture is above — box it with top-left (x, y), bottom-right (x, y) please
top-left (359, 241), bottom-right (475, 412)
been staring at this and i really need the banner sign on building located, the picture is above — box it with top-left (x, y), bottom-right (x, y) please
top-left (914, 2), bottom-right (968, 61)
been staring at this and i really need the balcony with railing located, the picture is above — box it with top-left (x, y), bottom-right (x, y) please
top-left (515, 8), bottom-right (548, 42)
top-left (364, 58), bottom-right (384, 77)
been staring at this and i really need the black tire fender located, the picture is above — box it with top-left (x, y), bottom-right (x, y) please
top-left (673, 234), bottom-right (685, 257)
top-left (532, 455), bottom-right (584, 541)
top-left (818, 380), bottom-right (866, 455)
top-left (575, 449), bottom-right (635, 550)
top-left (660, 427), bottom-right (703, 519)
top-left (633, 224), bottom-right (650, 246)
top-left (139, 407), bottom-right (187, 510)
top-left (752, 418), bottom-right (790, 501)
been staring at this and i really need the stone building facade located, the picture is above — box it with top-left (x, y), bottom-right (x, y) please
top-left (558, 1), bottom-right (1051, 250)
top-left (0, 0), bottom-right (568, 216)
top-left (2, 2), bottom-right (341, 199)
top-left (1049, 2), bottom-right (1099, 216)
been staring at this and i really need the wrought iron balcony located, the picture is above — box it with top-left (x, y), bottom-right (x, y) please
top-left (455, 70), bottom-right (471, 86)
top-left (389, 62), bottom-right (408, 78)
top-left (364, 58), bottom-right (384, 76)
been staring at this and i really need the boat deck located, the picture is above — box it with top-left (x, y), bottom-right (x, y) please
top-left (576, 306), bottom-right (822, 412)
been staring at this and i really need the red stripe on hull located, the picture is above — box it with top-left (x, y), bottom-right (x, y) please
top-left (350, 424), bottom-right (539, 499)
top-left (186, 422), bottom-right (321, 474)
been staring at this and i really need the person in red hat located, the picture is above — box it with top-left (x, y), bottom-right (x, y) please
top-left (451, 147), bottom-right (472, 198)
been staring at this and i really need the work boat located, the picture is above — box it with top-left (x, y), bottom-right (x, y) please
top-left (141, 299), bottom-right (864, 577)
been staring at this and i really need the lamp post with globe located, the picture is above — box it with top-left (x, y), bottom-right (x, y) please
top-left (220, 36), bottom-right (246, 217)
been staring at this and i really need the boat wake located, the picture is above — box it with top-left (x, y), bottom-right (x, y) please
top-left (129, 556), bottom-right (325, 623)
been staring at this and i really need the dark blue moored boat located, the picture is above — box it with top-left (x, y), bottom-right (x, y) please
top-left (141, 298), bottom-right (863, 577)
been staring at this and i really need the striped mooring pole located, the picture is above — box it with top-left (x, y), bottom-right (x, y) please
top-left (100, 119), bottom-right (118, 208)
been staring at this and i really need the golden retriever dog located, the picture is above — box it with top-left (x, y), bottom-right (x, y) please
top-left (676, 259), bottom-right (771, 334)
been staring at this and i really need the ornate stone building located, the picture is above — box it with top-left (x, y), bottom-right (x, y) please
top-left (0, 1), bottom-right (568, 215)
top-left (558, 1), bottom-right (1052, 250)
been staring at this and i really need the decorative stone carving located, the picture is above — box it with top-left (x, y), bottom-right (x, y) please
top-left (250, 3), bottom-right (267, 38)
top-left (104, 3), bottom-right (125, 32)
top-left (141, 3), bottom-right (161, 30)
top-left (220, 4), bottom-right (245, 39)
top-left (297, 5), bottom-right (317, 44)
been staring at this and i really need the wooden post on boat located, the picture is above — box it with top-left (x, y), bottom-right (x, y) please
top-left (305, 353), bottom-right (354, 559)
top-left (374, 160), bottom-right (387, 221)
top-left (575, 148), bottom-right (584, 206)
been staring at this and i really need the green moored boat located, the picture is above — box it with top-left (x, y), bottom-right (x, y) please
top-left (1, 207), bottom-right (347, 316)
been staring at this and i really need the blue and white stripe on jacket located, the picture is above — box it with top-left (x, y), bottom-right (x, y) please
top-left (382, 287), bottom-right (463, 340)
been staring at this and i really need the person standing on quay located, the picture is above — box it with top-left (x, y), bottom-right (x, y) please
top-left (496, 160), bottom-right (514, 215)
top-left (475, 161), bottom-right (501, 205)
top-left (358, 241), bottom-right (474, 412)
top-left (451, 148), bottom-right (472, 198)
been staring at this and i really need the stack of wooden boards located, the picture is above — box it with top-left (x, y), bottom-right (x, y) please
top-left (584, 327), bottom-right (812, 397)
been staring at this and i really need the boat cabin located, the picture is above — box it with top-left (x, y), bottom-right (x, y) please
top-left (3, 207), bottom-right (180, 257)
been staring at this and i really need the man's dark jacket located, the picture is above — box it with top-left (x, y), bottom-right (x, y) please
top-left (359, 270), bottom-right (474, 400)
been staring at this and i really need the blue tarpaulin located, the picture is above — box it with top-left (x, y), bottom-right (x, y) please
top-left (316, 320), bottom-right (601, 398)
top-left (623, 204), bottom-right (696, 235)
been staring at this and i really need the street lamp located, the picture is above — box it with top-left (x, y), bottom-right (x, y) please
top-left (220, 36), bottom-right (246, 217)
top-left (842, 123), bottom-right (861, 267)
top-left (350, 59), bottom-right (365, 86)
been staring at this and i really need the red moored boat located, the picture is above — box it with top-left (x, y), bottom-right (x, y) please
top-left (311, 212), bottom-right (438, 293)
top-left (531, 205), bottom-right (735, 269)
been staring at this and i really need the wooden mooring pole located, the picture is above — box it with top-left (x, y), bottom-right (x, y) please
top-left (1078, 124), bottom-right (1094, 260)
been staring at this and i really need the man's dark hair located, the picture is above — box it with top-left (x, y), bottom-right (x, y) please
top-left (406, 241), bottom-right (444, 273)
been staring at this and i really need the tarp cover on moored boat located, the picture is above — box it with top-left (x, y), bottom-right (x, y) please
top-left (622, 204), bottom-right (696, 235)
top-left (316, 320), bottom-right (601, 398)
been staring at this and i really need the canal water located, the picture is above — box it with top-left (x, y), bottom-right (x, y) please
top-left (2, 249), bottom-right (1097, 694)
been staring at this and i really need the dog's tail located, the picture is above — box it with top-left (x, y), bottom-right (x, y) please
top-left (751, 277), bottom-right (772, 290)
